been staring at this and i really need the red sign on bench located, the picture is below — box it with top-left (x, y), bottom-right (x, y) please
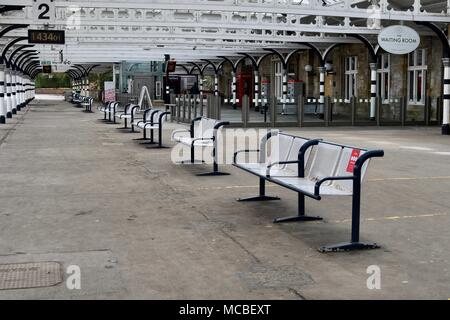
top-left (346, 149), bottom-right (361, 173)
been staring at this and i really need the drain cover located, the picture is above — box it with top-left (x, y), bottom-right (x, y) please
top-left (0, 262), bottom-right (62, 290)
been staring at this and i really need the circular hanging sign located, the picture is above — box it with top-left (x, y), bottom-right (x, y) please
top-left (378, 25), bottom-right (420, 55)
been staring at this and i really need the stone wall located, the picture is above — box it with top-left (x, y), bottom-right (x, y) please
top-left (214, 33), bottom-right (446, 107)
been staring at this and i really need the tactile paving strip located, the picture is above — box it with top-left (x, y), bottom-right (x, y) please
top-left (0, 262), bottom-right (62, 290)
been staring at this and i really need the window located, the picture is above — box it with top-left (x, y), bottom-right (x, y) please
top-left (377, 53), bottom-right (390, 103)
top-left (274, 61), bottom-right (283, 100)
top-left (345, 56), bottom-right (358, 101)
top-left (408, 49), bottom-right (427, 105)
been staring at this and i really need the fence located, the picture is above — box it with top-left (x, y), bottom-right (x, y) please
top-left (169, 94), bottom-right (443, 128)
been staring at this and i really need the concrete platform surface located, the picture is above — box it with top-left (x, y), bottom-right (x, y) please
top-left (0, 99), bottom-right (449, 299)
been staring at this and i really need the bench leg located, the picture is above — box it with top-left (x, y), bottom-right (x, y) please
top-left (273, 194), bottom-right (322, 223)
top-left (319, 242), bottom-right (380, 253)
top-left (135, 128), bottom-right (155, 143)
top-left (318, 181), bottom-right (379, 252)
top-left (141, 128), bottom-right (156, 143)
top-left (238, 178), bottom-right (279, 201)
top-left (176, 145), bottom-right (206, 164)
top-left (99, 111), bottom-right (108, 120)
top-left (105, 112), bottom-right (114, 123)
top-left (197, 171), bottom-right (230, 176)
top-left (147, 126), bottom-right (169, 149)
top-left (197, 147), bottom-right (230, 176)
top-left (117, 118), bottom-right (131, 130)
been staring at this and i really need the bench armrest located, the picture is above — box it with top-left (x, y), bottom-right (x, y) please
top-left (130, 105), bottom-right (140, 116)
top-left (233, 149), bottom-right (260, 164)
top-left (264, 139), bottom-right (321, 178)
top-left (158, 111), bottom-right (171, 123)
top-left (133, 117), bottom-right (144, 125)
top-left (353, 150), bottom-right (384, 177)
top-left (266, 160), bottom-right (300, 177)
top-left (314, 176), bottom-right (355, 197)
top-left (171, 128), bottom-right (191, 141)
top-left (191, 137), bottom-right (213, 147)
top-left (144, 122), bottom-right (158, 129)
top-left (214, 121), bottom-right (229, 130)
top-left (117, 104), bottom-right (132, 115)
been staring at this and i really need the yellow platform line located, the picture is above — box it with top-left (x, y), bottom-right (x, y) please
top-left (333, 212), bottom-right (450, 224)
top-left (368, 176), bottom-right (450, 182)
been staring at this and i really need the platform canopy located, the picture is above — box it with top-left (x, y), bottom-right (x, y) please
top-left (1, 0), bottom-right (449, 71)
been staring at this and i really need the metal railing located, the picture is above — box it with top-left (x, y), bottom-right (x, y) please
top-left (169, 93), bottom-right (443, 128)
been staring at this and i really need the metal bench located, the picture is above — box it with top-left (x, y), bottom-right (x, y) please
top-left (134, 109), bottom-right (171, 148)
top-left (98, 101), bottom-right (109, 120)
top-left (115, 104), bottom-right (140, 131)
top-left (234, 133), bottom-right (384, 252)
top-left (71, 92), bottom-right (83, 104)
top-left (171, 116), bottom-right (229, 176)
top-left (132, 108), bottom-right (156, 143)
top-left (98, 101), bottom-right (117, 121)
top-left (233, 131), bottom-right (314, 201)
top-left (81, 97), bottom-right (94, 113)
top-left (104, 101), bottom-right (120, 123)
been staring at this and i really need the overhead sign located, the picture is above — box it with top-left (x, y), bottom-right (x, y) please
top-left (28, 29), bottom-right (65, 44)
top-left (378, 25), bottom-right (420, 55)
top-left (32, 0), bottom-right (56, 23)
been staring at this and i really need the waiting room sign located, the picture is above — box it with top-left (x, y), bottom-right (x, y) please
top-left (378, 25), bottom-right (420, 55)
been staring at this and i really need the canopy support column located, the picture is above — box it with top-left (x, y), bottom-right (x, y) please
top-left (443, 58), bottom-right (450, 135)
top-left (370, 63), bottom-right (377, 120)
top-left (318, 67), bottom-right (326, 104)
top-left (254, 70), bottom-right (260, 110)
top-left (0, 65), bottom-right (5, 123)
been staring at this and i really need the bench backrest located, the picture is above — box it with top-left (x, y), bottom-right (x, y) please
top-left (307, 142), bottom-right (342, 183)
top-left (307, 142), bottom-right (370, 192)
top-left (131, 104), bottom-right (141, 116)
top-left (194, 117), bottom-right (219, 139)
top-left (123, 104), bottom-right (132, 114)
top-left (330, 147), bottom-right (368, 192)
top-left (284, 136), bottom-right (312, 172)
top-left (267, 133), bottom-right (294, 166)
top-left (263, 133), bottom-right (312, 173)
top-left (142, 108), bottom-right (153, 122)
top-left (152, 110), bottom-right (170, 123)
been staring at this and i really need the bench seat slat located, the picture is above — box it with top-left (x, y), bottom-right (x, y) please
top-left (236, 162), bottom-right (297, 177)
top-left (177, 136), bottom-right (214, 147)
top-left (271, 177), bottom-right (353, 196)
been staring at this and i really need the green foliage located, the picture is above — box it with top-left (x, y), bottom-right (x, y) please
top-left (35, 73), bottom-right (71, 88)
top-left (35, 69), bottom-right (113, 90)
top-left (89, 70), bottom-right (113, 91)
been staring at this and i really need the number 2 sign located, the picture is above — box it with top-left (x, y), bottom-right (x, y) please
top-left (33, 0), bottom-right (55, 23)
